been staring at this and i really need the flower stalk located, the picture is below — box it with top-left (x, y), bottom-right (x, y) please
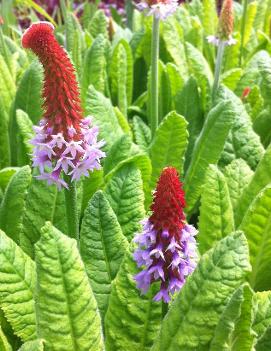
top-left (150, 15), bottom-right (160, 138)
top-left (64, 175), bottom-right (79, 241)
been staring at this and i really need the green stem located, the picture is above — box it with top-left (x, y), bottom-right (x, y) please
top-left (150, 15), bottom-right (160, 139)
top-left (212, 41), bottom-right (225, 102)
top-left (162, 301), bottom-right (168, 319)
top-left (64, 176), bottom-right (79, 241)
top-left (239, 0), bottom-right (248, 66)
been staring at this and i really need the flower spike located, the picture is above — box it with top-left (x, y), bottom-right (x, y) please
top-left (136, 0), bottom-right (178, 20)
top-left (133, 167), bottom-right (198, 303)
top-left (22, 22), bottom-right (105, 189)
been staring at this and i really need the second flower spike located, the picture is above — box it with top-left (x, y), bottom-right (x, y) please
top-left (133, 167), bottom-right (198, 303)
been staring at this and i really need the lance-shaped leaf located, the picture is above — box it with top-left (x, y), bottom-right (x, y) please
top-left (110, 39), bottom-right (133, 115)
top-left (149, 111), bottom-right (188, 190)
top-left (132, 116), bottom-right (151, 152)
top-left (0, 102), bottom-right (10, 169)
top-left (235, 145), bottom-right (271, 226)
top-left (223, 159), bottom-right (254, 212)
top-left (152, 231), bottom-right (251, 351)
top-left (105, 249), bottom-right (162, 351)
top-left (0, 166), bottom-right (31, 244)
top-left (184, 99), bottom-right (235, 214)
top-left (253, 291), bottom-right (271, 343)
top-left (0, 230), bottom-right (36, 341)
top-left (0, 327), bottom-right (12, 351)
top-left (240, 185), bottom-right (271, 290)
top-left (105, 164), bottom-right (145, 241)
top-left (35, 222), bottom-right (104, 351)
top-left (198, 165), bottom-right (234, 254)
top-left (85, 86), bottom-right (123, 151)
top-left (0, 167), bottom-right (19, 191)
top-left (19, 339), bottom-right (44, 351)
top-left (209, 285), bottom-right (249, 351)
top-left (80, 191), bottom-right (128, 318)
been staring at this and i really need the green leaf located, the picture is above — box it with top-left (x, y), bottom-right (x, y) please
top-left (132, 116), bottom-right (151, 152)
top-left (0, 166), bottom-right (31, 244)
top-left (239, 185), bottom-right (271, 290)
top-left (13, 61), bottom-right (43, 124)
top-left (221, 69), bottom-right (243, 91)
top-left (0, 102), bottom-right (10, 169)
top-left (217, 87), bottom-right (264, 171)
top-left (105, 164), bottom-right (145, 241)
top-left (16, 110), bottom-right (34, 165)
top-left (201, 0), bottom-right (217, 35)
top-left (0, 54), bottom-right (15, 114)
top-left (35, 222), bottom-right (104, 351)
top-left (230, 284), bottom-right (255, 351)
top-left (149, 111), bottom-right (188, 190)
top-left (0, 230), bottom-right (36, 341)
top-left (114, 107), bottom-right (132, 136)
top-left (235, 145), bottom-right (271, 226)
top-left (81, 34), bottom-right (108, 100)
top-left (223, 159), bottom-right (254, 212)
top-left (80, 191), bottom-right (128, 318)
top-left (105, 249), bottom-right (162, 351)
top-left (0, 327), bottom-right (12, 351)
top-left (20, 176), bottom-right (65, 258)
top-left (85, 86), bottom-right (123, 151)
top-left (253, 291), bottom-right (271, 341)
top-left (209, 285), bottom-right (246, 351)
top-left (82, 170), bottom-right (104, 213)
top-left (152, 232), bottom-right (251, 351)
top-left (184, 100), bottom-right (235, 214)
top-left (103, 134), bottom-right (133, 176)
top-left (198, 165), bottom-right (234, 254)
top-left (88, 10), bottom-right (108, 39)
top-left (256, 327), bottom-right (271, 351)
top-left (175, 77), bottom-right (204, 172)
top-left (18, 339), bottom-right (44, 351)
top-left (110, 39), bottom-right (133, 115)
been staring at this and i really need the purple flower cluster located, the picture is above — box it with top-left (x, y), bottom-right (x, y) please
top-left (31, 117), bottom-right (105, 189)
top-left (136, 0), bottom-right (179, 20)
top-left (207, 35), bottom-right (236, 46)
top-left (133, 219), bottom-right (197, 303)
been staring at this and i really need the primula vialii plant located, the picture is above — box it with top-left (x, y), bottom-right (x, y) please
top-left (136, 0), bottom-right (179, 20)
top-left (133, 167), bottom-right (198, 303)
top-left (22, 22), bottom-right (105, 190)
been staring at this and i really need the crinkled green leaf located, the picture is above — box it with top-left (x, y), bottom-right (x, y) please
top-left (152, 232), bottom-right (251, 351)
top-left (105, 164), bottom-right (145, 241)
top-left (110, 39), bottom-right (133, 115)
top-left (209, 285), bottom-right (246, 351)
top-left (235, 144), bottom-right (271, 226)
top-left (105, 249), bottom-right (162, 351)
top-left (221, 69), bottom-right (243, 91)
top-left (20, 176), bottom-right (66, 258)
top-left (18, 339), bottom-right (44, 351)
top-left (80, 191), bottom-right (128, 318)
top-left (149, 111), bottom-right (188, 190)
top-left (175, 77), bottom-right (204, 172)
top-left (223, 159), bottom-right (254, 212)
top-left (239, 185), bottom-right (271, 290)
top-left (0, 166), bottom-right (31, 244)
top-left (82, 170), bottom-right (104, 213)
top-left (85, 86), bottom-right (123, 151)
top-left (217, 87), bottom-right (264, 171)
top-left (88, 10), bottom-right (108, 39)
top-left (253, 291), bottom-right (271, 342)
top-left (13, 61), bottom-right (43, 124)
top-left (184, 99), bottom-right (235, 214)
top-left (103, 134), bottom-right (133, 175)
top-left (0, 102), bottom-right (10, 169)
top-left (81, 34), bottom-right (108, 100)
top-left (114, 107), bottom-right (132, 136)
top-left (132, 116), bottom-right (151, 152)
top-left (0, 54), bottom-right (15, 114)
top-left (198, 165), bottom-right (234, 254)
top-left (0, 327), bottom-right (12, 351)
top-left (0, 230), bottom-right (36, 341)
top-left (16, 110), bottom-right (34, 165)
top-left (201, 0), bottom-right (217, 35)
top-left (35, 222), bottom-right (104, 351)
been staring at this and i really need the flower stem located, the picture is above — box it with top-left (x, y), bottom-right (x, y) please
top-left (162, 301), bottom-right (168, 319)
top-left (239, 0), bottom-right (248, 66)
top-left (212, 41), bottom-right (225, 102)
top-left (64, 176), bottom-right (79, 242)
top-left (150, 15), bottom-right (160, 139)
